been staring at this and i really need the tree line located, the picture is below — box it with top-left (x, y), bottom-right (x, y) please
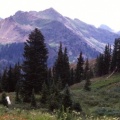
top-left (0, 28), bottom-right (120, 111)
top-left (95, 38), bottom-right (120, 76)
top-left (0, 28), bottom-right (92, 93)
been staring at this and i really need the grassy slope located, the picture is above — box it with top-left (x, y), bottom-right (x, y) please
top-left (0, 73), bottom-right (120, 119)
top-left (70, 73), bottom-right (120, 117)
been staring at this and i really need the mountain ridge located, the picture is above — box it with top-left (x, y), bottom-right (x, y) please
top-left (0, 8), bottom-right (119, 68)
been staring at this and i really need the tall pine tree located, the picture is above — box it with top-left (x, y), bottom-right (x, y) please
top-left (7, 65), bottom-right (14, 92)
top-left (1, 68), bottom-right (8, 92)
top-left (103, 44), bottom-right (111, 74)
top-left (22, 28), bottom-right (48, 94)
top-left (53, 42), bottom-right (64, 85)
top-left (53, 43), bottom-right (70, 88)
top-left (75, 52), bottom-right (84, 83)
top-left (95, 54), bottom-right (104, 76)
top-left (84, 59), bottom-right (91, 91)
top-left (111, 38), bottom-right (120, 72)
top-left (62, 47), bottom-right (70, 86)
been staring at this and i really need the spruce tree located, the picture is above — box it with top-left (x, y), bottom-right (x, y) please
top-left (1, 68), bottom-right (8, 92)
top-left (95, 54), bottom-right (104, 76)
top-left (62, 85), bottom-right (72, 111)
top-left (72, 102), bottom-right (82, 112)
top-left (62, 47), bottom-right (70, 86)
top-left (47, 68), bottom-right (53, 87)
top-left (48, 82), bottom-right (62, 111)
top-left (111, 38), bottom-right (120, 72)
top-left (54, 42), bottom-right (64, 85)
top-left (111, 40), bottom-right (117, 72)
top-left (31, 89), bottom-right (37, 107)
top-left (103, 44), bottom-right (111, 74)
top-left (15, 89), bottom-right (21, 103)
top-left (40, 82), bottom-right (48, 104)
top-left (70, 68), bottom-right (74, 85)
top-left (7, 65), bottom-right (14, 92)
top-left (1, 92), bottom-right (8, 107)
top-left (75, 52), bottom-right (84, 83)
top-left (13, 63), bottom-right (21, 91)
top-left (54, 43), bottom-right (70, 88)
top-left (22, 28), bottom-right (48, 94)
top-left (84, 58), bottom-right (91, 91)
top-left (84, 58), bottom-right (89, 79)
top-left (84, 71), bottom-right (91, 91)
top-left (0, 83), bottom-right (2, 93)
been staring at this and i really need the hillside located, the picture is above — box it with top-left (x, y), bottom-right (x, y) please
top-left (0, 73), bottom-right (120, 119)
top-left (71, 73), bottom-right (120, 117)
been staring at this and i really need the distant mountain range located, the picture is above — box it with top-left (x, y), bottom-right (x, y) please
top-left (0, 8), bottom-right (120, 69)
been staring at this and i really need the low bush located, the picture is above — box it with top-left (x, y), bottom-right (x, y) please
top-left (94, 107), bottom-right (120, 117)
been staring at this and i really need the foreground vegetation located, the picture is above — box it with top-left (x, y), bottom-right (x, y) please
top-left (71, 73), bottom-right (120, 118)
top-left (0, 73), bottom-right (120, 120)
top-left (0, 105), bottom-right (119, 120)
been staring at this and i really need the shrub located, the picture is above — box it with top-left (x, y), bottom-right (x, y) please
top-left (94, 108), bottom-right (120, 117)
top-left (1, 92), bottom-right (8, 107)
top-left (31, 89), bottom-right (37, 108)
top-left (72, 102), bottom-right (82, 112)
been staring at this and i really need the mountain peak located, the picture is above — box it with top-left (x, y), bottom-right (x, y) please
top-left (42, 7), bottom-right (58, 14)
top-left (38, 7), bottom-right (63, 20)
top-left (14, 10), bottom-right (25, 16)
top-left (99, 24), bottom-right (113, 32)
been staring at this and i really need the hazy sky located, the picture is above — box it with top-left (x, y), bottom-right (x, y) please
top-left (1, 0), bottom-right (120, 31)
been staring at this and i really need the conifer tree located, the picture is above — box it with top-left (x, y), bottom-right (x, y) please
top-left (70, 68), bottom-right (74, 85)
top-left (13, 63), bottom-right (21, 91)
top-left (1, 92), bottom-right (8, 107)
top-left (22, 28), bottom-right (48, 94)
top-left (54, 42), bottom-right (64, 85)
top-left (41, 82), bottom-right (48, 104)
top-left (62, 47), bottom-right (70, 86)
top-left (75, 52), bottom-right (84, 83)
top-left (95, 54), bottom-right (104, 76)
top-left (47, 68), bottom-right (53, 87)
top-left (111, 38), bottom-right (120, 72)
top-left (84, 72), bottom-right (91, 91)
top-left (72, 102), bottom-right (82, 112)
top-left (15, 89), bottom-right (21, 103)
top-left (1, 68), bottom-right (8, 92)
top-left (48, 82), bottom-right (62, 111)
top-left (31, 89), bottom-right (37, 107)
top-left (103, 44), bottom-right (111, 74)
top-left (84, 58), bottom-right (89, 79)
top-left (62, 85), bottom-right (72, 111)
top-left (0, 75), bottom-right (2, 92)
top-left (84, 58), bottom-right (91, 91)
top-left (54, 43), bottom-right (71, 88)
top-left (7, 65), bottom-right (14, 92)
top-left (14, 63), bottom-right (22, 102)
top-left (0, 83), bottom-right (2, 93)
